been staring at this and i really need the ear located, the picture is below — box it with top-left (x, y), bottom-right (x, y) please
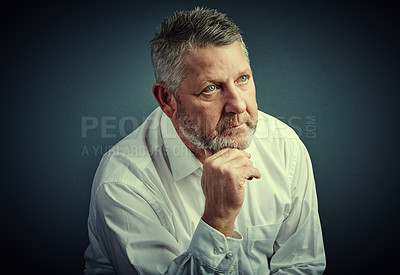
top-left (152, 82), bottom-right (177, 118)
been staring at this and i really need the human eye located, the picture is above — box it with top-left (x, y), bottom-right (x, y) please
top-left (235, 74), bottom-right (250, 86)
top-left (238, 75), bottom-right (249, 83)
top-left (239, 75), bottom-right (249, 82)
top-left (201, 84), bottom-right (219, 94)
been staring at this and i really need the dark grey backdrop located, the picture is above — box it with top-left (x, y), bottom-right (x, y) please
top-left (3, 0), bottom-right (399, 274)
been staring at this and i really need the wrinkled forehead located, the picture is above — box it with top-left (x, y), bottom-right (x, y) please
top-left (182, 43), bottom-right (251, 80)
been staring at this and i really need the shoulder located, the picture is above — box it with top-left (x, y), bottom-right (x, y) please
top-left (252, 110), bottom-right (310, 170)
top-left (93, 107), bottom-right (165, 188)
top-left (251, 111), bottom-right (315, 191)
top-left (255, 110), bottom-right (300, 142)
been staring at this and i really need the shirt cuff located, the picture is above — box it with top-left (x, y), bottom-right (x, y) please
top-left (188, 219), bottom-right (242, 272)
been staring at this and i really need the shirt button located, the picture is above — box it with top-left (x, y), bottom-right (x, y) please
top-left (230, 266), bottom-right (235, 273)
top-left (195, 168), bottom-right (202, 175)
top-left (213, 248), bottom-right (220, 255)
top-left (226, 251), bottom-right (233, 259)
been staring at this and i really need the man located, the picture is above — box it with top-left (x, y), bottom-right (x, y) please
top-left (84, 7), bottom-right (326, 274)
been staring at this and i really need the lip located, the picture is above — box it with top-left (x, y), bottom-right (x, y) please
top-left (228, 123), bottom-right (244, 129)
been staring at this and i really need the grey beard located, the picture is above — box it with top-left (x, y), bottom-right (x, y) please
top-left (178, 114), bottom-right (256, 153)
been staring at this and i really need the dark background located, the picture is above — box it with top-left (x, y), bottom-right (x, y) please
top-left (2, 0), bottom-right (399, 274)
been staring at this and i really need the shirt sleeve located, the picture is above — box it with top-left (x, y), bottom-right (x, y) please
top-left (269, 141), bottom-right (326, 274)
top-left (167, 219), bottom-right (242, 274)
top-left (93, 181), bottom-right (242, 275)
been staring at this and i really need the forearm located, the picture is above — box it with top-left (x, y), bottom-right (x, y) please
top-left (202, 210), bottom-right (237, 238)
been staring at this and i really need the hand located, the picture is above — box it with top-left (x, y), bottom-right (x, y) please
top-left (201, 148), bottom-right (261, 237)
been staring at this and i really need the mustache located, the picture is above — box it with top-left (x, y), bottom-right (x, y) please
top-left (215, 113), bottom-right (253, 132)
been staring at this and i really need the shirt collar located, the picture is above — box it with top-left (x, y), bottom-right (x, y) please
top-left (160, 112), bottom-right (202, 182)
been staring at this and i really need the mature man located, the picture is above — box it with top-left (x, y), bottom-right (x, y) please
top-left (84, 7), bottom-right (326, 274)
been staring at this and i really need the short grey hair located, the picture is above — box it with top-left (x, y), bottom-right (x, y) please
top-left (151, 7), bottom-right (249, 96)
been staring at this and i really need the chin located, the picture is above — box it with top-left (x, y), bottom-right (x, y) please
top-left (207, 131), bottom-right (254, 152)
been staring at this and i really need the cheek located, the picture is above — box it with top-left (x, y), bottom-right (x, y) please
top-left (197, 106), bottom-right (222, 131)
top-left (251, 99), bottom-right (258, 116)
top-left (246, 87), bottom-right (258, 116)
top-left (204, 114), bottom-right (219, 131)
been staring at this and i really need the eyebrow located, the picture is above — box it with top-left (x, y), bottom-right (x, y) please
top-left (199, 70), bottom-right (252, 86)
top-left (200, 79), bottom-right (219, 86)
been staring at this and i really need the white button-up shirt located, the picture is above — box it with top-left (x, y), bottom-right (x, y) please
top-left (84, 107), bottom-right (326, 274)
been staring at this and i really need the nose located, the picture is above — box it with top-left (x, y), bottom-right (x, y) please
top-left (223, 84), bottom-right (246, 114)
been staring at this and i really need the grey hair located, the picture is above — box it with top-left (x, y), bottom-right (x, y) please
top-left (150, 7), bottom-right (249, 97)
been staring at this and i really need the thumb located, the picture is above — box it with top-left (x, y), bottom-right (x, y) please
top-left (248, 167), bottom-right (261, 180)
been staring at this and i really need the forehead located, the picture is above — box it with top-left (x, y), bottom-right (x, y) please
top-left (182, 43), bottom-right (251, 83)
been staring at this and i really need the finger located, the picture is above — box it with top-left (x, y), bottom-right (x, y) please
top-left (222, 151), bottom-right (253, 167)
top-left (242, 150), bottom-right (251, 158)
top-left (205, 148), bottom-right (251, 167)
top-left (219, 148), bottom-right (250, 159)
top-left (246, 167), bottom-right (261, 180)
top-left (204, 147), bottom-right (234, 162)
